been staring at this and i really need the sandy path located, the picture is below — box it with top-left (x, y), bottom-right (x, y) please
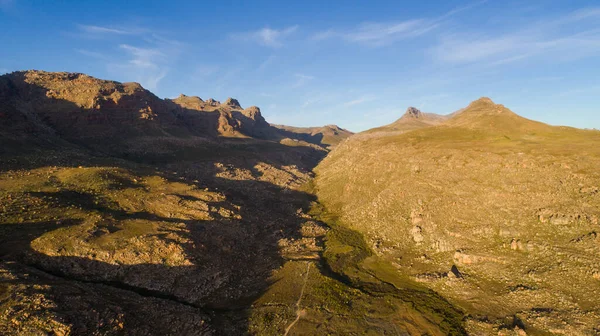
top-left (283, 262), bottom-right (311, 336)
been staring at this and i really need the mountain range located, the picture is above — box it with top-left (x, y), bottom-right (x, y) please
top-left (1, 70), bottom-right (599, 335)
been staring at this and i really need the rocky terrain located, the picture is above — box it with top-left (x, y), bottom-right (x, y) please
top-left (315, 98), bottom-right (600, 335)
top-left (4, 71), bottom-right (598, 335)
top-left (0, 71), bottom-right (465, 335)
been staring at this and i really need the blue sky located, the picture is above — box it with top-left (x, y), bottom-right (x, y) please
top-left (1, 0), bottom-right (599, 131)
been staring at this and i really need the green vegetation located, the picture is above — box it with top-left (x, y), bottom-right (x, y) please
top-left (310, 202), bottom-right (467, 335)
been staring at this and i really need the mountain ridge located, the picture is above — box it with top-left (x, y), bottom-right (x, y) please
top-left (0, 70), bottom-right (352, 152)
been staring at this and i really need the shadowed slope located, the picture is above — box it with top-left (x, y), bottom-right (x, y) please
top-left (0, 70), bottom-right (467, 335)
top-left (271, 124), bottom-right (354, 147)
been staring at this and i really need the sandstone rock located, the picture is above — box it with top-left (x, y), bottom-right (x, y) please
top-left (411, 225), bottom-right (424, 243)
top-left (205, 98), bottom-right (220, 106)
top-left (223, 97), bottom-right (241, 108)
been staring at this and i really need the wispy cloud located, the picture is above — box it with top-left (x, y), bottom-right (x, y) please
top-left (108, 44), bottom-right (169, 90)
top-left (342, 95), bottom-right (377, 107)
top-left (431, 7), bottom-right (600, 66)
top-left (302, 97), bottom-right (321, 108)
top-left (119, 44), bottom-right (165, 68)
top-left (77, 24), bottom-right (137, 35)
top-left (232, 25), bottom-right (298, 48)
top-left (313, 20), bottom-right (435, 46)
top-left (292, 73), bottom-right (314, 88)
top-left (257, 55), bottom-right (276, 71)
top-left (75, 23), bottom-right (183, 90)
top-left (0, 68), bottom-right (8, 74)
top-left (312, 1), bottom-right (487, 46)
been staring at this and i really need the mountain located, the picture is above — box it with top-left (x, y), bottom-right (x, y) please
top-left (0, 70), bottom-right (349, 157)
top-left (0, 71), bottom-right (464, 335)
top-left (365, 106), bottom-right (450, 134)
top-left (315, 98), bottom-right (600, 335)
top-left (7, 69), bottom-right (598, 335)
top-left (444, 97), bottom-right (552, 133)
top-left (271, 124), bottom-right (353, 147)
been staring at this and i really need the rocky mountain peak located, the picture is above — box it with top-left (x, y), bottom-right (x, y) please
top-left (224, 97), bottom-right (241, 108)
top-left (205, 98), bottom-right (220, 106)
top-left (243, 106), bottom-right (261, 117)
top-left (174, 94), bottom-right (203, 102)
top-left (475, 97), bottom-right (495, 104)
top-left (461, 97), bottom-right (509, 116)
top-left (403, 107), bottom-right (423, 119)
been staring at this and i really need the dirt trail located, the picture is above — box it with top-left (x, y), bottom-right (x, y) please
top-left (283, 261), bottom-right (311, 336)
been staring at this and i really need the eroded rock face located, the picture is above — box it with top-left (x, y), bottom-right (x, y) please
top-left (0, 71), bottom-right (176, 141)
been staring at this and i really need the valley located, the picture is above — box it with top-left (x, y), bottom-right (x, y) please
top-left (0, 71), bottom-right (466, 335)
top-left (3, 2), bottom-right (599, 335)
top-left (1, 71), bottom-right (599, 335)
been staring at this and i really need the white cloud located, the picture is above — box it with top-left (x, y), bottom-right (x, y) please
top-left (74, 23), bottom-right (184, 91)
top-left (431, 8), bottom-right (600, 66)
top-left (107, 44), bottom-right (169, 90)
top-left (312, 0), bottom-right (487, 46)
top-left (312, 20), bottom-right (435, 46)
top-left (232, 25), bottom-right (298, 48)
top-left (342, 95), bottom-right (377, 107)
top-left (77, 24), bottom-right (135, 35)
top-left (347, 20), bottom-right (437, 46)
top-left (119, 44), bottom-right (165, 68)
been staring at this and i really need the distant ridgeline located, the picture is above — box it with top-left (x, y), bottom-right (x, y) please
top-left (0, 70), bottom-right (352, 157)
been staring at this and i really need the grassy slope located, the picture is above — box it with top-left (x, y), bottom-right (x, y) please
top-left (314, 99), bottom-right (600, 334)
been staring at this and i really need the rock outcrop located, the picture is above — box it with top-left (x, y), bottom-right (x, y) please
top-left (403, 106), bottom-right (423, 118)
top-left (223, 97), bottom-right (241, 108)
